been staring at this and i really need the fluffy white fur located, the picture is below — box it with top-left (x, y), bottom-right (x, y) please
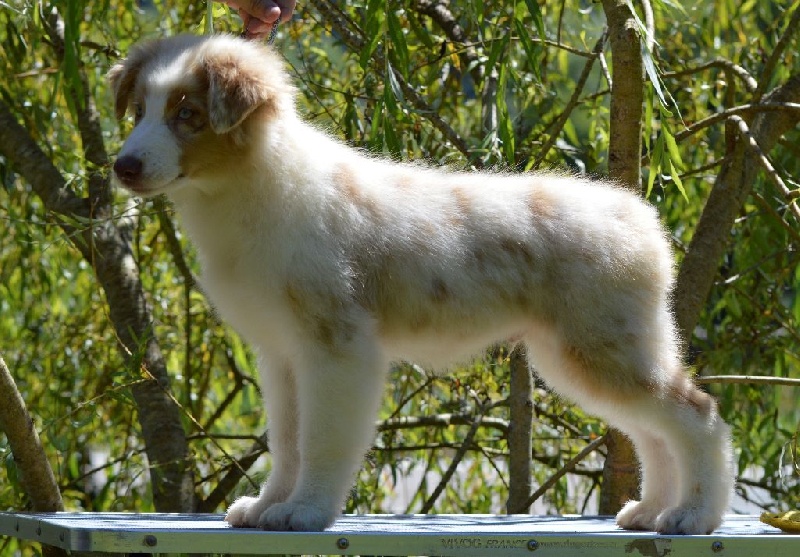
top-left (110, 34), bottom-right (734, 534)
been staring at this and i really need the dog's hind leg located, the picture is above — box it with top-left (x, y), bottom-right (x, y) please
top-left (257, 330), bottom-right (388, 531)
top-left (226, 357), bottom-right (301, 527)
top-left (614, 427), bottom-right (679, 530)
top-left (524, 320), bottom-right (733, 534)
top-left (612, 383), bottom-right (733, 534)
top-left (641, 382), bottom-right (734, 534)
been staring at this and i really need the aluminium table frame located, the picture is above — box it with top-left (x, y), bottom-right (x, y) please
top-left (0, 512), bottom-right (794, 557)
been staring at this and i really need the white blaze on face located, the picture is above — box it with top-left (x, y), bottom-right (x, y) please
top-left (116, 71), bottom-right (186, 195)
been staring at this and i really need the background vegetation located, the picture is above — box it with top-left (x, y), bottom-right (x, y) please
top-left (1, 0), bottom-right (799, 555)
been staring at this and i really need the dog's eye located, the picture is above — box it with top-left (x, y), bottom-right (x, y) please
top-left (133, 103), bottom-right (144, 123)
top-left (177, 107), bottom-right (194, 120)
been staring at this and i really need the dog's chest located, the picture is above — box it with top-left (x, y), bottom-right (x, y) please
top-left (199, 254), bottom-right (289, 341)
top-left (178, 208), bottom-right (290, 338)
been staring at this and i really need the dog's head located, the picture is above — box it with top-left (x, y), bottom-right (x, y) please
top-left (109, 34), bottom-right (292, 196)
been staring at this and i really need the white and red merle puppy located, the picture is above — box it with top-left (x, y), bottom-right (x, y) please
top-left (110, 34), bottom-right (733, 533)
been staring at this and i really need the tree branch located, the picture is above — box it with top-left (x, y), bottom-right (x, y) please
top-left (674, 73), bottom-right (800, 344)
top-left (521, 434), bottom-right (607, 512)
top-left (419, 401), bottom-right (489, 513)
top-left (378, 413), bottom-right (508, 435)
top-left (662, 58), bottom-right (758, 94)
top-left (43, 9), bottom-right (112, 211)
top-left (411, 1), bottom-right (498, 137)
top-left (0, 353), bottom-right (67, 557)
top-left (316, 0), bottom-right (474, 163)
top-left (0, 354), bottom-right (64, 513)
top-left (674, 102), bottom-right (800, 143)
top-left (196, 432), bottom-right (268, 513)
top-left (530, 33), bottom-right (606, 169)
top-left (727, 115), bottom-right (800, 222)
top-left (412, 0), bottom-right (483, 86)
top-left (0, 102), bottom-right (88, 227)
top-left (753, 3), bottom-right (800, 102)
top-left (696, 375), bottom-right (800, 387)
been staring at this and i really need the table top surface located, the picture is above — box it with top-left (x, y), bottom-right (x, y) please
top-left (0, 512), bottom-right (794, 556)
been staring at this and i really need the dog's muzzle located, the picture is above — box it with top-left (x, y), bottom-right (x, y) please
top-left (113, 155), bottom-right (144, 186)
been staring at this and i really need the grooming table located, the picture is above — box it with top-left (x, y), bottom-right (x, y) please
top-left (0, 512), bottom-right (792, 556)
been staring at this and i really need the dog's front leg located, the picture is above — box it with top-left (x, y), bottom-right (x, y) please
top-left (226, 357), bottom-right (300, 527)
top-left (257, 334), bottom-right (387, 531)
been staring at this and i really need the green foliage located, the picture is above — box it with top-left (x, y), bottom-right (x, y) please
top-left (0, 4), bottom-right (799, 556)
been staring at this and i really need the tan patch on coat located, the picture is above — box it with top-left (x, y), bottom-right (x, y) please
top-left (394, 173), bottom-right (415, 191)
top-left (528, 187), bottom-right (558, 220)
top-left (500, 238), bottom-right (535, 267)
top-left (285, 282), bottom-right (359, 353)
top-left (284, 284), bottom-right (304, 314)
top-left (334, 163), bottom-right (383, 222)
top-left (178, 118), bottom-right (249, 179)
top-left (560, 343), bottom-right (648, 404)
top-left (666, 376), bottom-right (715, 415)
top-left (204, 53), bottom-right (277, 131)
top-left (430, 277), bottom-right (450, 303)
top-left (167, 61), bottom-right (254, 178)
top-left (109, 39), bottom-right (164, 119)
top-left (448, 187), bottom-right (471, 226)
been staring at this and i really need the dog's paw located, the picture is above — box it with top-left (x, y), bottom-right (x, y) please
top-left (655, 506), bottom-right (722, 535)
top-left (225, 480), bottom-right (297, 528)
top-left (257, 501), bottom-right (336, 531)
top-left (616, 500), bottom-right (661, 531)
top-left (225, 496), bottom-right (269, 528)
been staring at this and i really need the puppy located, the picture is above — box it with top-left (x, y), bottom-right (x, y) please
top-left (109, 34), bottom-right (734, 534)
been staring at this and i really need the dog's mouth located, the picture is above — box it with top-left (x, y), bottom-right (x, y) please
top-left (112, 155), bottom-right (186, 196)
top-left (115, 176), bottom-right (178, 197)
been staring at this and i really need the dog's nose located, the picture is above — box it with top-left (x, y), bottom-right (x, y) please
top-left (114, 155), bottom-right (143, 184)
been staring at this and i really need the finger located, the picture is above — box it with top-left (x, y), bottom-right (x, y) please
top-left (245, 17), bottom-right (272, 37)
top-left (237, 16), bottom-right (270, 39)
top-left (243, 28), bottom-right (271, 40)
top-left (242, 0), bottom-right (281, 23)
top-left (275, 0), bottom-right (297, 22)
top-left (239, 11), bottom-right (252, 31)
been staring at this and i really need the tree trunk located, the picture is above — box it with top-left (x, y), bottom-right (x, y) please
top-left (506, 346), bottom-right (533, 513)
top-left (88, 217), bottom-right (198, 512)
top-left (0, 353), bottom-right (68, 557)
top-left (602, 0), bottom-right (645, 188)
top-left (598, 0), bottom-right (645, 513)
top-left (598, 429), bottom-right (640, 515)
top-left (0, 98), bottom-right (195, 513)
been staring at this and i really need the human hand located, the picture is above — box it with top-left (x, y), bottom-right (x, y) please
top-left (219, 0), bottom-right (297, 40)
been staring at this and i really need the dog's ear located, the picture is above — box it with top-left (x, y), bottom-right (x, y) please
top-left (108, 41), bottom-right (160, 120)
top-left (108, 61), bottom-right (138, 120)
top-left (204, 53), bottom-right (273, 134)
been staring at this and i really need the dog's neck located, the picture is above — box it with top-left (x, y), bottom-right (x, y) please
top-left (167, 111), bottom-right (344, 265)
